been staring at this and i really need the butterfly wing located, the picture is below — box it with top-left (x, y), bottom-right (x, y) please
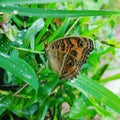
top-left (60, 37), bottom-right (94, 79)
top-left (46, 36), bottom-right (94, 80)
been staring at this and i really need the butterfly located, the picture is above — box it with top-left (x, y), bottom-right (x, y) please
top-left (45, 36), bottom-right (94, 80)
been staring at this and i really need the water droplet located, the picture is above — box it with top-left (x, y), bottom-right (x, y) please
top-left (23, 29), bottom-right (27, 32)
top-left (18, 33), bottom-right (22, 37)
top-left (39, 64), bottom-right (43, 67)
top-left (71, 79), bottom-right (76, 83)
top-left (5, 48), bottom-right (8, 51)
top-left (17, 39), bottom-right (23, 45)
top-left (24, 68), bottom-right (27, 71)
top-left (46, 28), bottom-right (49, 31)
top-left (13, 65), bottom-right (16, 68)
top-left (24, 74), bottom-right (32, 79)
top-left (6, 42), bottom-right (8, 45)
top-left (2, 4), bottom-right (6, 7)
top-left (0, 52), bottom-right (9, 58)
top-left (13, 10), bottom-right (18, 15)
top-left (44, 74), bottom-right (48, 76)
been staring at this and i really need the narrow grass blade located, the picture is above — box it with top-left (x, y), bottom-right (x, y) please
top-left (0, 5), bottom-right (120, 17)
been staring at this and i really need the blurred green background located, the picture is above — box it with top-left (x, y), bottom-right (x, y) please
top-left (0, 0), bottom-right (120, 120)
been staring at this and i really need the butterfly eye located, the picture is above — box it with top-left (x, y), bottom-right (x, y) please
top-left (71, 50), bottom-right (78, 57)
top-left (63, 69), bottom-right (67, 74)
top-left (78, 40), bottom-right (83, 47)
top-left (66, 59), bottom-right (74, 67)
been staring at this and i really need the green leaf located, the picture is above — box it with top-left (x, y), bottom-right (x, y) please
top-left (37, 78), bottom-right (59, 120)
top-left (100, 73), bottom-right (120, 83)
top-left (0, 0), bottom-right (70, 5)
top-left (35, 18), bottom-right (70, 51)
top-left (23, 18), bottom-right (45, 48)
top-left (67, 75), bottom-right (120, 114)
top-left (69, 97), bottom-right (89, 118)
top-left (0, 35), bottom-right (11, 53)
top-left (48, 18), bottom-right (70, 42)
top-left (38, 77), bottom-right (59, 101)
top-left (0, 52), bottom-right (38, 92)
top-left (82, 15), bottom-right (117, 36)
top-left (35, 18), bottom-right (53, 46)
top-left (35, 98), bottom-right (50, 120)
top-left (0, 5), bottom-right (120, 17)
top-left (0, 92), bottom-right (13, 115)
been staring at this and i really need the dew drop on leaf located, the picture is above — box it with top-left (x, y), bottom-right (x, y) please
top-left (23, 74), bottom-right (32, 79)
top-left (13, 10), bottom-right (18, 15)
top-left (18, 39), bottom-right (23, 45)
top-left (18, 33), bottom-right (22, 37)
top-left (0, 52), bottom-right (9, 58)
top-left (2, 4), bottom-right (6, 7)
top-left (13, 65), bottom-right (16, 68)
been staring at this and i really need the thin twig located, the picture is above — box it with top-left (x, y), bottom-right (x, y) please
top-left (65, 17), bottom-right (80, 36)
top-left (13, 84), bottom-right (28, 96)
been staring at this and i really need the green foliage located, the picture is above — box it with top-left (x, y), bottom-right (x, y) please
top-left (0, 52), bottom-right (38, 92)
top-left (0, 0), bottom-right (120, 120)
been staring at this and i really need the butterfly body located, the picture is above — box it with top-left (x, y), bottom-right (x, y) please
top-left (45, 36), bottom-right (94, 80)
